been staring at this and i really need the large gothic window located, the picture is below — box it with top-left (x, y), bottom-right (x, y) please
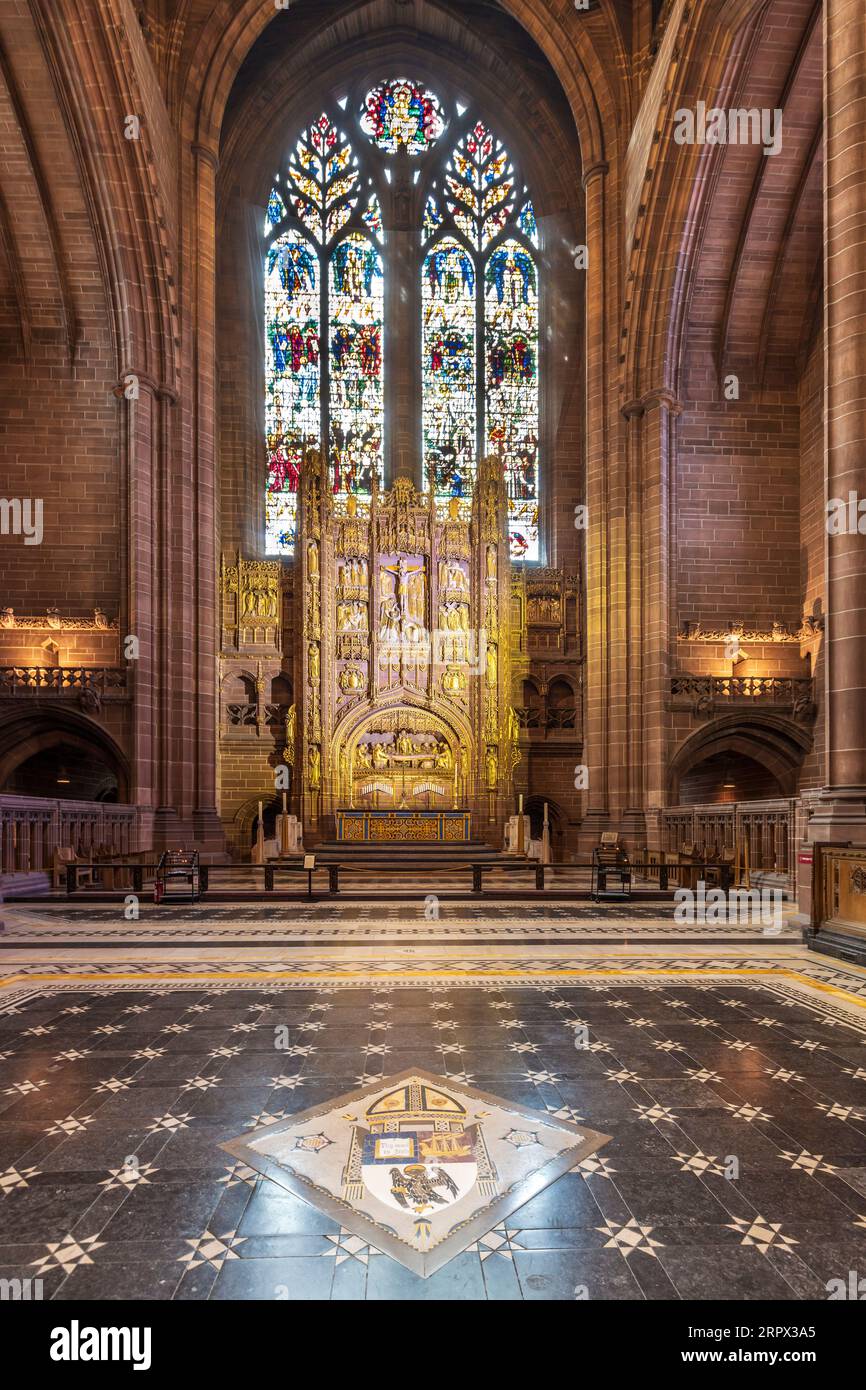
top-left (265, 81), bottom-right (540, 561)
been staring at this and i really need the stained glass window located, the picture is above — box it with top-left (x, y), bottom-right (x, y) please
top-left (286, 113), bottom-right (359, 243)
top-left (265, 112), bottom-right (383, 554)
top-left (518, 199), bottom-right (538, 248)
top-left (485, 241), bottom-right (539, 561)
top-left (266, 88), bottom-right (541, 562)
top-left (423, 193), bottom-right (444, 241)
top-left (329, 233), bottom-right (384, 498)
top-left (422, 239), bottom-right (476, 500)
top-left (265, 230), bottom-right (320, 553)
top-left (361, 78), bottom-right (445, 154)
top-left (425, 121), bottom-right (539, 560)
top-left (445, 122), bottom-right (514, 249)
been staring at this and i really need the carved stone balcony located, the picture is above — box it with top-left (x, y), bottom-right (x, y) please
top-left (0, 666), bottom-right (127, 704)
top-left (670, 674), bottom-right (815, 721)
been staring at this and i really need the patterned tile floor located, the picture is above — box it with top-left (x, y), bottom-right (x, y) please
top-left (0, 901), bottom-right (802, 944)
top-left (2, 943), bottom-right (866, 1300)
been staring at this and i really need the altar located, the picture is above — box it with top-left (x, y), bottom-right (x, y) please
top-left (290, 453), bottom-right (520, 847)
top-left (335, 809), bottom-right (471, 842)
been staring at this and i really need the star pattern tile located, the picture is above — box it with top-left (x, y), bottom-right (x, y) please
top-left (1, 965), bottom-right (866, 1299)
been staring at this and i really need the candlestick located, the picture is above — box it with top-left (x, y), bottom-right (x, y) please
top-left (541, 801), bottom-right (551, 865)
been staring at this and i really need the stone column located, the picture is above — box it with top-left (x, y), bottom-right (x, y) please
top-left (189, 143), bottom-right (224, 849)
top-left (385, 154), bottom-right (421, 488)
top-left (124, 373), bottom-right (159, 817)
top-left (579, 160), bottom-right (612, 846)
top-left (812, 0), bottom-right (866, 841)
top-left (621, 388), bottom-right (681, 845)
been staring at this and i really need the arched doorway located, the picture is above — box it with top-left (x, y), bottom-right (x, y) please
top-left (526, 795), bottom-right (565, 861)
top-left (230, 794), bottom-right (284, 861)
top-left (669, 716), bottom-right (810, 804)
top-left (678, 751), bottom-right (783, 805)
top-left (0, 714), bottom-right (129, 802)
top-left (5, 742), bottom-right (119, 802)
top-left (335, 704), bottom-right (463, 811)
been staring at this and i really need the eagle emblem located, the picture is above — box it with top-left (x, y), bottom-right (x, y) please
top-left (388, 1164), bottom-right (459, 1210)
top-left (357, 1126), bottom-right (479, 1216)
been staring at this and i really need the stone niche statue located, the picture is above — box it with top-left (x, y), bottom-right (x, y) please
top-left (485, 746), bottom-right (498, 790)
top-left (308, 745), bottom-right (321, 789)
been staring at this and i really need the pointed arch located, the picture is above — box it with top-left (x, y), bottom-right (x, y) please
top-left (422, 115), bottom-right (541, 561)
top-left (264, 109), bottom-right (384, 554)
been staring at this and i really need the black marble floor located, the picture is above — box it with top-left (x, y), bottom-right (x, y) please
top-left (2, 980), bottom-right (866, 1300)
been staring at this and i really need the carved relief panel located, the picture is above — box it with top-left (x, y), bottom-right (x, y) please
top-left (295, 453), bottom-right (517, 830)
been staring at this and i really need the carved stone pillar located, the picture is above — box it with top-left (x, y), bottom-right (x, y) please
top-left (188, 142), bottom-right (224, 849)
top-left (123, 374), bottom-right (159, 818)
top-left (579, 160), bottom-right (612, 846)
top-left (811, 0), bottom-right (866, 843)
top-left (385, 152), bottom-right (421, 487)
top-left (620, 388), bottom-right (681, 847)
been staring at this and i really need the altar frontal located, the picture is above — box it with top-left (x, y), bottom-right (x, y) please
top-left (335, 809), bottom-right (471, 841)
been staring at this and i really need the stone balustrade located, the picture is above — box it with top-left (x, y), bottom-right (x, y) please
top-left (670, 675), bottom-right (815, 720)
top-left (0, 794), bottom-right (142, 876)
top-left (0, 666), bottom-right (127, 699)
top-left (657, 797), bottom-right (796, 890)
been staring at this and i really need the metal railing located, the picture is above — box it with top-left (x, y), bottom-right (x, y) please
top-left (55, 855), bottom-right (738, 901)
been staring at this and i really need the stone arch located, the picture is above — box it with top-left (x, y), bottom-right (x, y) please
top-left (214, 8), bottom-right (593, 562)
top-left (221, 669), bottom-right (257, 700)
top-left (0, 709), bottom-right (130, 802)
top-left (525, 793), bottom-right (568, 861)
top-left (331, 693), bottom-right (472, 805)
top-left (217, 39), bottom-right (583, 240)
top-left (231, 791), bottom-right (282, 849)
top-left (668, 715), bottom-right (810, 803)
top-left (183, 0), bottom-right (622, 176)
top-left (271, 672), bottom-right (292, 705)
top-left (622, 0), bottom-right (814, 401)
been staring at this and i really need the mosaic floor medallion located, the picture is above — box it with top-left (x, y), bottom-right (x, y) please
top-left (221, 1067), bottom-right (611, 1277)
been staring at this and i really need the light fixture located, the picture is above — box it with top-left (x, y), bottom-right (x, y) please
top-left (56, 765), bottom-right (70, 785)
top-left (721, 759), bottom-right (735, 790)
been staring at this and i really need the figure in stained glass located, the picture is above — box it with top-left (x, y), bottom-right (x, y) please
top-left (361, 79), bottom-right (445, 154)
top-left (266, 85), bottom-right (542, 563)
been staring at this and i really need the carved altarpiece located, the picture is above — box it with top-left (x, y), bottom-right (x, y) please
top-left (297, 452), bottom-right (519, 840)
